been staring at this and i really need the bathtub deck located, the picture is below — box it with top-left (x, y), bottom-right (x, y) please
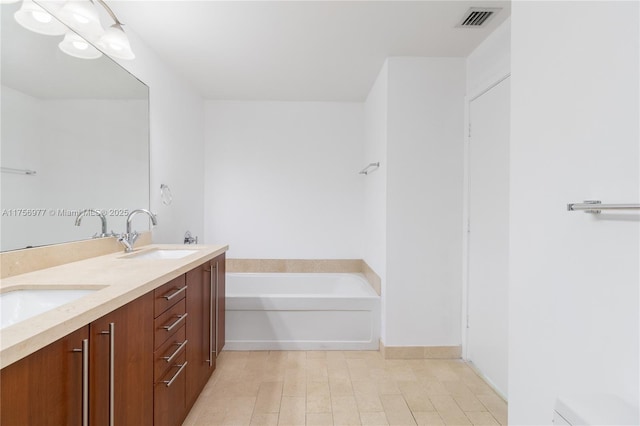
top-left (183, 350), bottom-right (507, 425)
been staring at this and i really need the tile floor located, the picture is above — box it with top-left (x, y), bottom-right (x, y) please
top-left (183, 351), bottom-right (507, 426)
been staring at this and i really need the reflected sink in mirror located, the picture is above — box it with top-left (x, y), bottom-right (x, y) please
top-left (122, 249), bottom-right (198, 260)
top-left (0, 289), bottom-right (97, 329)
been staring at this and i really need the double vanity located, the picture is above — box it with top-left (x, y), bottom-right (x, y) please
top-left (0, 243), bottom-right (228, 426)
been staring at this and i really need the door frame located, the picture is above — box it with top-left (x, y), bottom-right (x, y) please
top-left (461, 72), bottom-right (511, 364)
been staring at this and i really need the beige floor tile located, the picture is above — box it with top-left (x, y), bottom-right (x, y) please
top-left (464, 411), bottom-right (500, 426)
top-left (352, 380), bottom-right (378, 395)
top-left (251, 413), bottom-right (280, 425)
top-left (398, 381), bottom-right (434, 412)
top-left (331, 394), bottom-right (359, 412)
top-left (306, 412), bottom-right (334, 425)
top-left (413, 411), bottom-right (444, 426)
top-left (380, 394), bottom-right (416, 426)
top-left (255, 381), bottom-right (284, 414)
top-left (307, 394), bottom-right (333, 414)
top-left (333, 410), bottom-right (362, 425)
top-left (429, 395), bottom-right (471, 425)
top-left (376, 379), bottom-right (402, 395)
top-left (354, 390), bottom-right (385, 412)
top-left (441, 382), bottom-right (473, 398)
top-left (279, 396), bottom-right (306, 425)
top-left (307, 381), bottom-right (332, 413)
top-left (330, 376), bottom-right (355, 396)
top-left (452, 394), bottom-right (485, 412)
top-left (191, 409), bottom-right (227, 426)
top-left (284, 375), bottom-right (307, 397)
top-left (360, 411), bottom-right (390, 425)
top-left (475, 395), bottom-right (507, 425)
top-left (221, 396), bottom-right (257, 425)
top-left (184, 351), bottom-right (507, 426)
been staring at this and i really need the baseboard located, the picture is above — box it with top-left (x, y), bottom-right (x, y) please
top-left (380, 340), bottom-right (461, 359)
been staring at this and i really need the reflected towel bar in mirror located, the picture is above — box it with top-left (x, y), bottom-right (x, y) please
top-left (1, 167), bottom-right (36, 175)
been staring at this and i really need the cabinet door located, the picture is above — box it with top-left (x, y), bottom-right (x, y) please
top-left (215, 253), bottom-right (226, 356)
top-left (185, 262), bottom-right (214, 408)
top-left (1, 326), bottom-right (89, 426)
top-left (90, 292), bottom-right (153, 426)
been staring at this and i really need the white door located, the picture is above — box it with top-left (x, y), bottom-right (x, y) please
top-left (467, 77), bottom-right (510, 398)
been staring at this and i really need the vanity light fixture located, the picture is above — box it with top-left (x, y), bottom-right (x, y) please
top-left (57, 0), bottom-right (104, 38)
top-left (96, 22), bottom-right (135, 60)
top-left (59, 30), bottom-right (103, 59)
top-left (10, 0), bottom-right (135, 60)
top-left (14, 0), bottom-right (66, 35)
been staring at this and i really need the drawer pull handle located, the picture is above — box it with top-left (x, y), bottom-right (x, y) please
top-left (162, 361), bottom-right (188, 387)
top-left (163, 286), bottom-right (187, 301)
top-left (162, 313), bottom-right (188, 332)
top-left (162, 340), bottom-right (188, 364)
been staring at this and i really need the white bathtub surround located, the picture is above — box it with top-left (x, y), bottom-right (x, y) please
top-left (225, 273), bottom-right (380, 351)
top-left (226, 258), bottom-right (382, 295)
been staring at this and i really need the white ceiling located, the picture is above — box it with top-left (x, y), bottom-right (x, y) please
top-left (110, 1), bottom-right (511, 101)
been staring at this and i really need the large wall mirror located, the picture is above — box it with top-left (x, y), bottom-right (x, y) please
top-left (0, 2), bottom-right (149, 252)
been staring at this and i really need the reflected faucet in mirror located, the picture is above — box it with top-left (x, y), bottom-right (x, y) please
top-left (74, 209), bottom-right (108, 238)
top-left (117, 209), bottom-right (158, 252)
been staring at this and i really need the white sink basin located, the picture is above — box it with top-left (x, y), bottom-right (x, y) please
top-left (0, 289), bottom-right (96, 329)
top-left (124, 249), bottom-right (198, 260)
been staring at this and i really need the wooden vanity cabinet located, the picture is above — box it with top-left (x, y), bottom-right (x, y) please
top-left (90, 292), bottom-right (154, 426)
top-left (185, 261), bottom-right (213, 408)
top-left (216, 253), bottom-right (226, 356)
top-left (185, 253), bottom-right (226, 410)
top-left (0, 326), bottom-right (89, 426)
top-left (0, 292), bottom-right (153, 426)
top-left (0, 252), bottom-right (226, 426)
top-left (153, 275), bottom-right (188, 426)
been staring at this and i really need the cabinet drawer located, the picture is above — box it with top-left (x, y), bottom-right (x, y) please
top-left (154, 275), bottom-right (187, 317)
top-left (154, 351), bottom-right (187, 426)
top-left (154, 325), bottom-right (187, 381)
top-left (154, 299), bottom-right (187, 350)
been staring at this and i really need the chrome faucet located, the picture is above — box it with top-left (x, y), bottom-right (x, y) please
top-left (118, 209), bottom-right (158, 252)
top-left (75, 209), bottom-right (108, 238)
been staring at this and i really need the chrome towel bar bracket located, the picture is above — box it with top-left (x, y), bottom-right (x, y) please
top-left (567, 200), bottom-right (640, 214)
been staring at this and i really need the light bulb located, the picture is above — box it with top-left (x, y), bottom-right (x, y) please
top-left (31, 10), bottom-right (52, 23)
top-left (97, 23), bottom-right (135, 60)
top-left (72, 40), bottom-right (88, 50)
top-left (59, 31), bottom-right (102, 59)
top-left (58, 1), bottom-right (104, 37)
top-left (14, 0), bottom-right (67, 35)
top-left (72, 12), bottom-right (89, 24)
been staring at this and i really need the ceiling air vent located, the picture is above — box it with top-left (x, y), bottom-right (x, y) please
top-left (457, 8), bottom-right (501, 28)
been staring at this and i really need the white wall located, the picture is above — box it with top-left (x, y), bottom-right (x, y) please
top-left (107, 27), bottom-right (206, 245)
top-left (510, 2), bottom-right (639, 423)
top-left (466, 17), bottom-right (511, 98)
top-left (385, 57), bottom-right (465, 346)
top-left (363, 61), bottom-right (389, 338)
top-left (462, 17), bottom-right (511, 396)
top-left (203, 101), bottom-right (364, 258)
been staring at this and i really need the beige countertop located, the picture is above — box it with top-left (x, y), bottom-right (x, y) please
top-left (0, 243), bottom-right (228, 369)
